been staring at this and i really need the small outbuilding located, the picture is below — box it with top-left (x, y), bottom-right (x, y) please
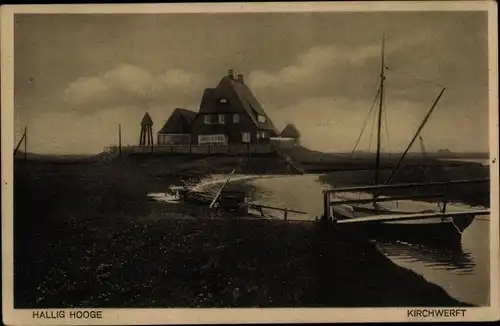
top-left (157, 108), bottom-right (197, 145)
top-left (269, 124), bottom-right (302, 149)
top-left (280, 124), bottom-right (301, 139)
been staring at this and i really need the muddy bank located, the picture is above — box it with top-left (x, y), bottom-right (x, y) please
top-left (14, 159), bottom-right (469, 308)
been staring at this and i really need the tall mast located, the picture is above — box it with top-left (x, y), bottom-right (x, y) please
top-left (373, 35), bottom-right (385, 203)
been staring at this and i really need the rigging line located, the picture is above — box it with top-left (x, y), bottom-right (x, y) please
top-left (382, 85), bottom-right (390, 152)
top-left (13, 127), bottom-right (26, 156)
top-left (385, 68), bottom-right (444, 88)
top-left (451, 218), bottom-right (463, 235)
top-left (368, 103), bottom-right (377, 151)
top-left (351, 85), bottom-right (381, 154)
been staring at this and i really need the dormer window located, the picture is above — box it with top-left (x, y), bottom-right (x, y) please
top-left (219, 98), bottom-right (228, 104)
top-left (204, 115), bottom-right (213, 124)
top-left (258, 115), bottom-right (266, 123)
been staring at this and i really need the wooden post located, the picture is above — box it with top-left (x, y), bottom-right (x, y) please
top-left (284, 210), bottom-right (288, 221)
top-left (323, 191), bottom-right (329, 222)
top-left (442, 183), bottom-right (449, 214)
top-left (118, 124), bottom-right (122, 158)
top-left (151, 126), bottom-right (155, 153)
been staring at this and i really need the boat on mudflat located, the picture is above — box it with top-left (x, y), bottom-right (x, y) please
top-left (167, 171), bottom-right (309, 220)
top-left (177, 189), bottom-right (214, 206)
top-left (330, 198), bottom-right (479, 246)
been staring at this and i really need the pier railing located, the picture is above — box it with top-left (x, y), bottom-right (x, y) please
top-left (247, 203), bottom-right (308, 221)
top-left (105, 144), bottom-right (274, 155)
top-left (323, 178), bottom-right (489, 194)
top-left (322, 178), bottom-right (490, 223)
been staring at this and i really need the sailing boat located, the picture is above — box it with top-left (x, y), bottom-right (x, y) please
top-left (327, 36), bottom-right (489, 245)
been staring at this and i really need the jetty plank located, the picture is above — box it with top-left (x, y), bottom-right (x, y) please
top-left (336, 209), bottom-right (490, 224)
top-left (329, 193), bottom-right (445, 206)
top-left (324, 178), bottom-right (490, 194)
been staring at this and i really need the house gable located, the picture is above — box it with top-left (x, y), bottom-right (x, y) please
top-left (197, 75), bottom-right (277, 132)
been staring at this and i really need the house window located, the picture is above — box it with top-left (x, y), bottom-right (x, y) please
top-left (256, 131), bottom-right (268, 139)
top-left (258, 115), bottom-right (266, 123)
top-left (233, 114), bottom-right (240, 123)
top-left (218, 114), bottom-right (225, 124)
top-left (241, 132), bottom-right (251, 143)
top-left (198, 134), bottom-right (227, 145)
top-left (220, 98), bottom-right (228, 104)
top-left (204, 115), bottom-right (212, 124)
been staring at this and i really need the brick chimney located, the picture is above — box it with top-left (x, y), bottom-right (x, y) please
top-left (236, 74), bottom-right (244, 84)
top-left (228, 69), bottom-right (235, 79)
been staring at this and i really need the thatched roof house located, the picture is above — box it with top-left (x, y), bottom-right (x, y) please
top-left (190, 70), bottom-right (278, 145)
top-left (196, 74), bottom-right (277, 132)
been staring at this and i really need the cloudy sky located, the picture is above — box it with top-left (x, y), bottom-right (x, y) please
top-left (13, 11), bottom-right (489, 154)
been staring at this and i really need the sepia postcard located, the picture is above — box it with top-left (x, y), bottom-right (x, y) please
top-left (2, 1), bottom-right (499, 324)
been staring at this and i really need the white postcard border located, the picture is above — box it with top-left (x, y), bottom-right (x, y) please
top-left (2, 1), bottom-right (499, 324)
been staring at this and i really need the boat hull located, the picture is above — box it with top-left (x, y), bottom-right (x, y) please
top-left (350, 216), bottom-right (473, 246)
top-left (178, 190), bottom-right (213, 206)
top-left (177, 189), bottom-right (247, 210)
top-left (333, 205), bottom-right (475, 246)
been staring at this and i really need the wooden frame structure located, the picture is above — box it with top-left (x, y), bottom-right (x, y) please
top-left (322, 178), bottom-right (490, 224)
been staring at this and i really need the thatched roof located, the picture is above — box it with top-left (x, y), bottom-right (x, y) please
top-left (158, 108), bottom-right (197, 134)
top-left (198, 75), bottom-right (277, 132)
top-left (280, 124), bottom-right (301, 138)
top-left (141, 112), bottom-right (153, 126)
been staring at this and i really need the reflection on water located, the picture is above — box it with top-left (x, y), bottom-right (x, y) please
top-left (375, 240), bottom-right (475, 273)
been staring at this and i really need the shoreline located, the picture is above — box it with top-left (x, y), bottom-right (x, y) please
top-left (13, 159), bottom-right (476, 308)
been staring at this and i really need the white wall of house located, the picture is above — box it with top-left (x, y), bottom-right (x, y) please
top-left (198, 134), bottom-right (228, 145)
